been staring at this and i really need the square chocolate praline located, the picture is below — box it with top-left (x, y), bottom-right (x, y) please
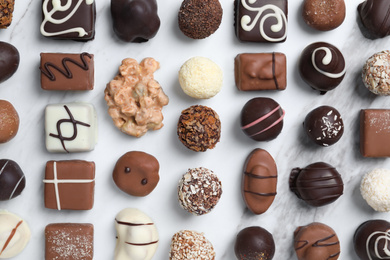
top-left (45, 223), bottom-right (94, 260)
top-left (235, 53), bottom-right (286, 91)
top-left (360, 109), bottom-right (390, 157)
top-left (235, 0), bottom-right (288, 43)
top-left (41, 0), bottom-right (96, 41)
top-left (44, 160), bottom-right (95, 210)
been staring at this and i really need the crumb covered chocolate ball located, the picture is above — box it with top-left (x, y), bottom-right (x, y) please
top-left (177, 167), bottom-right (222, 216)
top-left (234, 226), bottom-right (275, 260)
top-left (362, 50), bottom-right (390, 96)
top-left (361, 169), bottom-right (390, 212)
top-left (302, 0), bottom-right (345, 31)
top-left (177, 105), bottom-right (221, 152)
top-left (0, 100), bottom-right (19, 143)
top-left (169, 230), bottom-right (215, 260)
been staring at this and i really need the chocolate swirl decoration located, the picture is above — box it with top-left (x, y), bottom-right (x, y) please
top-left (366, 230), bottom-right (390, 260)
top-left (311, 47), bottom-right (346, 79)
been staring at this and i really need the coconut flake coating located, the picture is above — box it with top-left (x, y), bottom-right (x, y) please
top-left (169, 230), bottom-right (215, 260)
top-left (362, 50), bottom-right (390, 95)
top-left (361, 168), bottom-right (390, 212)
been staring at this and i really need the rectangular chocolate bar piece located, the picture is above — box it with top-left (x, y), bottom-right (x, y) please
top-left (45, 223), bottom-right (94, 260)
top-left (40, 53), bottom-right (94, 90)
top-left (235, 53), bottom-right (287, 91)
top-left (360, 109), bottom-right (390, 157)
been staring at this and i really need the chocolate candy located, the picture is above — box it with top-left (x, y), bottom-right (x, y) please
top-left (169, 230), bottom-right (215, 260)
top-left (115, 208), bottom-right (158, 260)
top-left (0, 42), bottom-right (19, 83)
top-left (362, 51), bottom-right (390, 96)
top-left (40, 52), bottom-right (94, 90)
top-left (235, 0), bottom-right (287, 43)
top-left (111, 0), bottom-right (160, 42)
top-left (294, 222), bottom-right (340, 260)
top-left (299, 42), bottom-right (346, 94)
top-left (0, 100), bottom-right (19, 143)
top-left (234, 226), bottom-right (275, 260)
top-left (302, 0), bottom-right (345, 31)
top-left (113, 151), bottom-right (159, 197)
top-left (358, 0), bottom-right (390, 39)
top-left (289, 162), bottom-right (343, 207)
top-left (40, 0), bottom-right (96, 41)
top-left (240, 97), bottom-right (285, 141)
top-left (303, 106), bottom-right (344, 146)
top-left (235, 53), bottom-right (287, 91)
top-left (45, 223), bottom-right (94, 260)
top-left (360, 169), bottom-right (390, 212)
top-left (354, 219), bottom-right (390, 260)
top-left (0, 0), bottom-right (14, 28)
top-left (242, 148), bottom-right (277, 214)
top-left (0, 159), bottom-right (25, 201)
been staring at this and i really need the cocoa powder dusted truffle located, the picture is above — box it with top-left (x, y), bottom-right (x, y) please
top-left (169, 230), bottom-right (215, 260)
top-left (362, 50), bottom-right (390, 96)
top-left (177, 105), bottom-right (221, 152)
top-left (0, 0), bottom-right (14, 29)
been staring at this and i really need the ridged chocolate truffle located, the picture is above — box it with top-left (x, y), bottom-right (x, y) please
top-left (0, 100), bottom-right (19, 143)
top-left (0, 41), bottom-right (19, 83)
top-left (0, 159), bottom-right (25, 201)
top-left (234, 226), bottom-right (275, 260)
top-left (358, 0), bottom-right (390, 39)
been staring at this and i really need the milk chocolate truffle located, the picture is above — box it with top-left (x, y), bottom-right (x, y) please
top-left (113, 151), bottom-right (160, 197)
top-left (362, 51), bottom-right (390, 96)
top-left (358, 0), bottom-right (390, 39)
top-left (111, 0), bottom-right (160, 42)
top-left (360, 169), bottom-right (390, 212)
top-left (302, 0), bottom-right (345, 31)
top-left (0, 159), bottom-right (25, 201)
top-left (303, 106), bottom-right (344, 146)
top-left (0, 100), bottom-right (19, 143)
top-left (234, 226), bottom-right (275, 260)
top-left (289, 162), bottom-right (343, 207)
top-left (299, 42), bottom-right (346, 94)
top-left (178, 0), bottom-right (222, 39)
top-left (240, 97), bottom-right (285, 141)
top-left (354, 219), bottom-right (390, 260)
top-left (294, 222), bottom-right (340, 260)
top-left (0, 0), bottom-right (14, 29)
top-left (0, 42), bottom-right (19, 83)
top-left (170, 230), bottom-right (215, 260)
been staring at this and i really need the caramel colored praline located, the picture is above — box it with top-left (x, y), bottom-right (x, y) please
top-left (0, 100), bottom-right (19, 143)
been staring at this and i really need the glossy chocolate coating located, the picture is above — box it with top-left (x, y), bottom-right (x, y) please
top-left (299, 42), bottom-right (345, 94)
top-left (294, 222), bottom-right (340, 260)
top-left (111, 0), bottom-right (160, 42)
top-left (0, 159), bottom-right (25, 201)
top-left (289, 162), bottom-right (343, 207)
top-left (354, 220), bottom-right (390, 260)
top-left (240, 97), bottom-right (285, 141)
top-left (113, 151), bottom-right (159, 197)
top-left (302, 0), bottom-right (345, 31)
top-left (242, 149), bottom-right (277, 214)
top-left (0, 100), bottom-right (19, 143)
top-left (358, 0), bottom-right (390, 39)
top-left (303, 106), bottom-right (344, 146)
top-left (234, 226), bottom-right (275, 260)
top-left (0, 41), bottom-right (19, 83)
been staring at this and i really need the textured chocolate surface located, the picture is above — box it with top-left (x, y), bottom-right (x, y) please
top-left (362, 51), bottom-right (390, 96)
top-left (0, 100), bottom-right (19, 143)
top-left (44, 160), bottom-right (95, 210)
top-left (170, 230), bottom-right (215, 260)
top-left (240, 97), bottom-right (285, 141)
top-left (242, 148), bottom-right (277, 214)
top-left (0, 159), bottom-right (25, 201)
top-left (358, 0), bottom-right (390, 39)
top-left (299, 42), bottom-right (346, 94)
top-left (40, 53), bottom-right (94, 90)
top-left (113, 151), bottom-right (159, 197)
top-left (294, 222), bottom-right (340, 260)
top-left (235, 0), bottom-right (287, 43)
top-left (0, 41), bottom-right (19, 83)
top-left (289, 162), bottom-right (343, 207)
top-left (111, 0), bottom-right (160, 42)
top-left (0, 0), bottom-right (14, 28)
top-left (234, 226), bottom-right (275, 260)
top-left (235, 53), bottom-right (286, 91)
top-left (302, 0), bottom-right (345, 31)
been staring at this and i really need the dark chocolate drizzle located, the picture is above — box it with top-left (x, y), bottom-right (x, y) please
top-left (244, 172), bottom-right (277, 179)
top-left (244, 190), bottom-right (277, 196)
top-left (272, 52), bottom-right (279, 89)
top-left (125, 240), bottom-right (159, 246)
top-left (0, 220), bottom-right (23, 256)
top-left (49, 105), bottom-right (91, 153)
top-left (40, 53), bottom-right (91, 81)
top-left (116, 220), bottom-right (154, 226)
top-left (295, 234), bottom-right (340, 259)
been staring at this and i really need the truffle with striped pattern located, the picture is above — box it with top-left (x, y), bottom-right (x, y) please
top-left (0, 159), bottom-right (25, 201)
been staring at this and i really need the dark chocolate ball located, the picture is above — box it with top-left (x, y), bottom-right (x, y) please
top-left (358, 0), bottom-right (390, 39)
top-left (289, 162), bottom-right (344, 207)
top-left (234, 226), bottom-right (275, 260)
top-left (299, 42), bottom-right (346, 94)
top-left (0, 42), bottom-right (19, 84)
top-left (240, 97), bottom-right (285, 142)
top-left (303, 106), bottom-right (344, 146)
top-left (0, 159), bottom-right (25, 201)
top-left (354, 219), bottom-right (390, 260)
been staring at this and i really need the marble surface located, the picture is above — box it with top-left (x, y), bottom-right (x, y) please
top-left (1, 0), bottom-right (390, 259)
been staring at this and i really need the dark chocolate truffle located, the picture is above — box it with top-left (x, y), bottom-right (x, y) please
top-left (240, 97), bottom-right (285, 141)
top-left (289, 162), bottom-right (343, 207)
top-left (354, 219), bottom-right (390, 260)
top-left (234, 226), bottom-right (275, 260)
top-left (303, 106), bottom-right (344, 146)
top-left (358, 0), bottom-right (390, 39)
top-left (111, 0), bottom-right (160, 42)
top-left (0, 41), bottom-right (19, 83)
top-left (0, 159), bottom-right (25, 201)
top-left (294, 222), bottom-right (340, 260)
top-left (178, 0), bottom-right (222, 39)
top-left (0, 100), bottom-right (19, 143)
top-left (113, 151), bottom-right (160, 197)
top-left (299, 42), bottom-right (346, 94)
top-left (302, 0), bottom-right (345, 31)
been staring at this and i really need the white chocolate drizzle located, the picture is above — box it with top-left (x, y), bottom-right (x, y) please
top-left (366, 230), bottom-right (390, 260)
top-left (240, 0), bottom-right (287, 42)
top-left (312, 47), bottom-right (346, 79)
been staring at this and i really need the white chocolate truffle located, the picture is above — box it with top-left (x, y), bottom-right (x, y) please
top-left (115, 208), bottom-right (158, 260)
top-left (179, 57), bottom-right (223, 99)
top-left (0, 210), bottom-right (31, 259)
top-left (361, 169), bottom-right (390, 212)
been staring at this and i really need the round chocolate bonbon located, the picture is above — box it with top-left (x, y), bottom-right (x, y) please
top-left (360, 169), bottom-right (390, 212)
top-left (302, 0), bottom-right (345, 31)
top-left (240, 97), bottom-right (285, 142)
top-left (0, 159), bottom-right (25, 201)
top-left (0, 100), bottom-right (19, 143)
top-left (358, 0), bottom-right (390, 39)
top-left (362, 50), bottom-right (390, 96)
top-left (113, 151), bottom-right (159, 197)
top-left (169, 230), bottom-right (215, 260)
top-left (299, 42), bottom-right (346, 94)
top-left (234, 226), bottom-right (275, 260)
top-left (0, 42), bottom-right (19, 84)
